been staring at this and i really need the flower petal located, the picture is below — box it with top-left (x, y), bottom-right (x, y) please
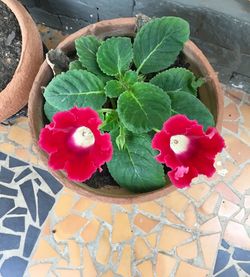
top-left (168, 166), bottom-right (198, 188)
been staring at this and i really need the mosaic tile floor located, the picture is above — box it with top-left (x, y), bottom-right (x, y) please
top-left (1, 24), bottom-right (250, 277)
top-left (0, 84), bottom-right (249, 277)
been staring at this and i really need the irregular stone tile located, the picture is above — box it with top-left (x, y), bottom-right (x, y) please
top-left (54, 193), bottom-right (75, 217)
top-left (137, 260), bottom-right (153, 277)
top-left (175, 261), bottom-right (209, 277)
top-left (9, 156), bottom-right (28, 168)
top-left (238, 263), bottom-right (250, 275)
top-left (83, 247), bottom-right (97, 277)
top-left (3, 216), bottom-right (25, 232)
top-left (156, 253), bottom-right (176, 277)
top-left (223, 121), bottom-right (239, 133)
top-left (224, 134), bottom-right (250, 164)
top-left (199, 191), bottom-right (220, 215)
top-left (96, 228), bottom-right (111, 265)
top-left (14, 148), bottom-right (30, 162)
top-left (232, 247), bottom-right (250, 261)
top-left (0, 184), bottom-right (18, 196)
top-left (221, 239), bottom-right (230, 250)
top-left (8, 126), bottom-right (32, 147)
top-left (244, 195), bottom-right (250, 209)
top-left (233, 164), bottom-right (250, 194)
top-left (0, 197), bottom-right (15, 218)
top-left (239, 126), bottom-right (250, 146)
top-left (215, 182), bottom-right (241, 204)
top-left (184, 204), bottom-right (196, 228)
top-left (73, 197), bottom-right (94, 212)
top-left (68, 240), bottom-right (81, 267)
top-left (218, 199), bottom-right (240, 217)
top-left (42, 218), bottom-right (51, 236)
top-left (20, 180), bottom-right (36, 221)
top-left (0, 166), bottom-right (15, 183)
top-left (14, 168), bottom-right (32, 182)
top-left (200, 233), bottom-right (221, 268)
top-left (53, 214), bottom-right (88, 242)
top-left (112, 212), bottom-right (132, 243)
top-left (186, 183), bottom-right (210, 201)
top-left (146, 233), bottom-right (157, 248)
top-left (0, 152), bottom-right (7, 160)
top-left (92, 203), bottom-right (112, 224)
top-left (57, 258), bottom-right (68, 267)
top-left (34, 178), bottom-right (41, 186)
top-left (213, 250), bottom-right (230, 274)
top-left (0, 233), bottom-right (21, 251)
top-left (223, 160), bottom-right (239, 183)
top-left (23, 225), bottom-right (41, 258)
top-left (159, 226), bottom-right (191, 252)
top-left (33, 167), bottom-right (62, 194)
top-left (135, 237), bottom-right (150, 260)
top-left (164, 191), bottom-right (189, 213)
top-left (33, 239), bottom-right (58, 259)
top-left (134, 214), bottom-right (159, 233)
top-left (240, 104), bottom-right (250, 130)
top-left (55, 269), bottom-right (81, 277)
top-left (29, 263), bottom-right (52, 277)
top-left (200, 216), bottom-right (221, 233)
top-left (166, 210), bottom-right (182, 224)
top-left (37, 189), bottom-right (55, 226)
top-left (8, 207), bottom-right (27, 215)
top-left (116, 245), bottom-right (131, 277)
top-left (224, 221), bottom-right (250, 249)
top-left (0, 144), bottom-right (15, 155)
top-left (138, 201), bottom-right (162, 216)
top-left (0, 256), bottom-right (28, 277)
top-left (177, 241), bottom-right (197, 260)
top-left (216, 265), bottom-right (238, 277)
top-left (224, 103), bottom-right (240, 120)
top-left (81, 219), bottom-right (100, 242)
top-left (101, 271), bottom-right (113, 277)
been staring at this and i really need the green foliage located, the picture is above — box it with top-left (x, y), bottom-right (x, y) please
top-left (133, 17), bottom-right (190, 74)
top-left (150, 67), bottom-right (204, 96)
top-left (97, 37), bottom-right (133, 76)
top-left (42, 16), bottom-right (217, 193)
top-left (107, 130), bottom-right (166, 192)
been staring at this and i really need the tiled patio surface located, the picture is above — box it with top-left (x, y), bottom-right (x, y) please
top-left (0, 26), bottom-right (250, 277)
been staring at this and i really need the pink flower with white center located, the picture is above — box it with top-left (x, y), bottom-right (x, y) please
top-left (152, 114), bottom-right (225, 188)
top-left (39, 106), bottom-right (113, 182)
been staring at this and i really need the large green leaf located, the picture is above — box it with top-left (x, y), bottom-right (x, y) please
top-left (168, 91), bottom-right (215, 130)
top-left (100, 110), bottom-right (119, 132)
top-left (150, 67), bottom-right (203, 96)
top-left (117, 82), bottom-right (171, 133)
top-left (44, 101), bottom-right (60, 122)
top-left (97, 37), bottom-right (133, 76)
top-left (133, 17), bottom-right (190, 74)
top-left (105, 80), bottom-right (125, 98)
top-left (75, 35), bottom-right (102, 75)
top-left (44, 70), bottom-right (106, 111)
top-left (107, 131), bottom-right (166, 192)
top-left (69, 60), bottom-right (85, 71)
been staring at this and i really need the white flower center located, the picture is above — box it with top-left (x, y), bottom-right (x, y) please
top-left (72, 126), bottom-right (95, 148)
top-left (170, 135), bottom-right (190, 154)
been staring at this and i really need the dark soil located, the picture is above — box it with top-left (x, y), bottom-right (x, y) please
top-left (0, 1), bottom-right (22, 91)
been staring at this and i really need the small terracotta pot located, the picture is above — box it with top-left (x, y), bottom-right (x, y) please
top-left (0, 0), bottom-right (43, 122)
top-left (29, 17), bottom-right (224, 204)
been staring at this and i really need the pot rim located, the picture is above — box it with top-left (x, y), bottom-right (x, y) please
top-left (0, 0), bottom-right (43, 122)
top-left (28, 17), bottom-right (223, 204)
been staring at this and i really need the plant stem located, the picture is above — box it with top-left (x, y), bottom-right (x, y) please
top-left (153, 128), bottom-right (160, 132)
top-left (98, 108), bottom-right (114, 113)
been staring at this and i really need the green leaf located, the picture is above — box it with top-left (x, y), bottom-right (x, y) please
top-left (168, 91), bottom-right (215, 130)
top-left (133, 17), bottom-right (190, 74)
top-left (69, 60), bottom-right (85, 70)
top-left (150, 67), bottom-right (203, 96)
top-left (97, 37), bottom-right (133, 76)
top-left (107, 131), bottom-right (165, 192)
top-left (100, 110), bottom-right (119, 132)
top-left (123, 70), bottom-right (138, 85)
top-left (44, 101), bottom-right (60, 122)
top-left (117, 82), bottom-right (171, 133)
top-left (75, 35), bottom-right (102, 74)
top-left (44, 69), bottom-right (106, 111)
top-left (105, 80), bottom-right (125, 98)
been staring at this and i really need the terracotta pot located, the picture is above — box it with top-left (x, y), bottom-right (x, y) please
top-left (29, 17), bottom-right (224, 204)
top-left (0, 0), bottom-right (43, 122)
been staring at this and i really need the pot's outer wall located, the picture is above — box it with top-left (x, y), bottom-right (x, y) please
top-left (0, 0), bottom-right (43, 122)
top-left (28, 18), bottom-right (224, 204)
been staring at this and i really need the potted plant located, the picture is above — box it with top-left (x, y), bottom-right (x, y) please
top-left (29, 16), bottom-right (225, 204)
top-left (0, 0), bottom-right (43, 122)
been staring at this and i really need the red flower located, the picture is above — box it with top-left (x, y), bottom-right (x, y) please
top-left (39, 107), bottom-right (113, 182)
top-left (152, 114), bottom-right (225, 188)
